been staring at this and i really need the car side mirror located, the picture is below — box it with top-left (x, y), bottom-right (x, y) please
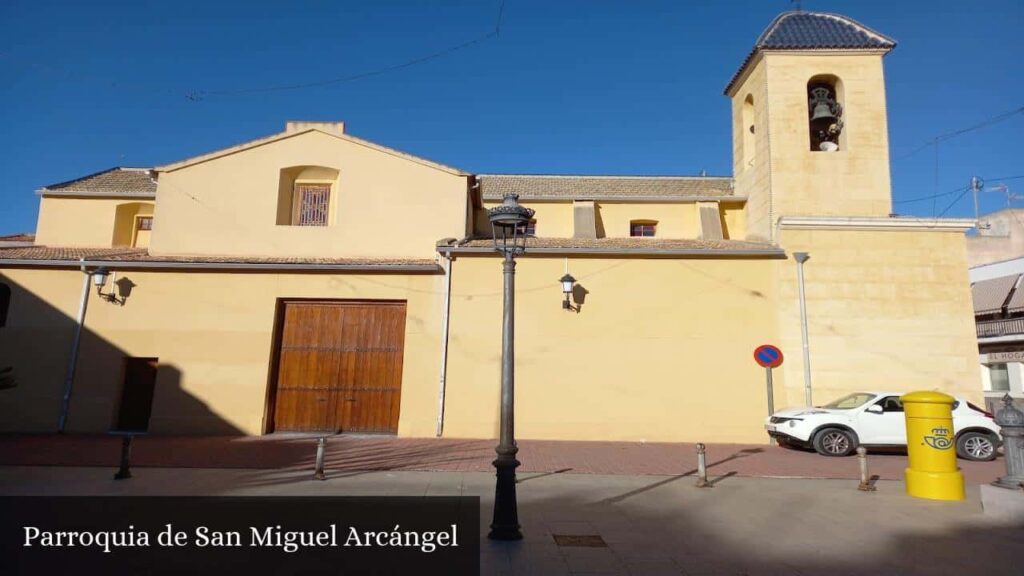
top-left (866, 405), bottom-right (884, 414)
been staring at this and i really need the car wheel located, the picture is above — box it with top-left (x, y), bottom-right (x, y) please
top-left (813, 428), bottom-right (856, 457)
top-left (956, 432), bottom-right (997, 462)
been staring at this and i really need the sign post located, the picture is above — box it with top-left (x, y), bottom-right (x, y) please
top-left (754, 345), bottom-right (784, 445)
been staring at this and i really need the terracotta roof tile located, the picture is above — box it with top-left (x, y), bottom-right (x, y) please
top-left (0, 233), bottom-right (34, 243)
top-left (39, 168), bottom-right (157, 197)
top-left (0, 245), bottom-right (437, 269)
top-left (479, 175), bottom-right (735, 201)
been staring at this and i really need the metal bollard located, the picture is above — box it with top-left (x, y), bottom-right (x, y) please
top-left (114, 436), bottom-right (133, 480)
top-left (696, 443), bottom-right (709, 488)
top-left (313, 437), bottom-right (327, 481)
top-left (994, 394), bottom-right (1024, 490)
top-left (856, 446), bottom-right (875, 491)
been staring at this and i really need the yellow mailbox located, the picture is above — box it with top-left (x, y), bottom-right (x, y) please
top-left (901, 391), bottom-right (964, 501)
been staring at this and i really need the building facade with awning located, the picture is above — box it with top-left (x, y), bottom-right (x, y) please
top-left (970, 257), bottom-right (1024, 410)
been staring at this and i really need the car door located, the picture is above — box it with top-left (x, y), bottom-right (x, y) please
top-left (857, 396), bottom-right (906, 445)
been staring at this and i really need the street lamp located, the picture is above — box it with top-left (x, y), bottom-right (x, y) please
top-left (487, 193), bottom-right (534, 541)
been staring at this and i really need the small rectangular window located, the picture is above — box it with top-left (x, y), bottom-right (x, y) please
top-left (296, 184), bottom-right (331, 226)
top-left (516, 219), bottom-right (537, 237)
top-left (989, 363), bottom-right (1010, 392)
top-left (630, 222), bottom-right (657, 237)
top-left (136, 216), bottom-right (153, 231)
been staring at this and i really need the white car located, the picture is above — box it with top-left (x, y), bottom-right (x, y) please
top-left (765, 391), bottom-right (1001, 461)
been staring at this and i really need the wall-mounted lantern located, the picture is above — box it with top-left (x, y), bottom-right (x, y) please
top-left (92, 267), bottom-right (127, 306)
top-left (92, 267), bottom-right (110, 292)
top-left (560, 273), bottom-right (577, 311)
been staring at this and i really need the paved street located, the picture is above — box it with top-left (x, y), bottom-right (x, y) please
top-left (2, 435), bottom-right (1020, 574)
top-left (0, 434), bottom-right (1007, 484)
top-left (0, 465), bottom-right (1021, 576)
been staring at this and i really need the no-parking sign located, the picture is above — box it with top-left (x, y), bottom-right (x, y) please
top-left (753, 344), bottom-right (784, 369)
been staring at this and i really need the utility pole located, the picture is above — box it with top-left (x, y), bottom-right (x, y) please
top-left (971, 176), bottom-right (984, 224)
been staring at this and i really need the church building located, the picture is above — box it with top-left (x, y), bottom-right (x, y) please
top-left (0, 12), bottom-right (980, 442)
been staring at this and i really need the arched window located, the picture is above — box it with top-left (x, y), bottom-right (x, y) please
top-left (0, 283), bottom-right (10, 327)
top-left (807, 75), bottom-right (844, 152)
top-left (277, 166), bottom-right (340, 226)
top-left (742, 94), bottom-right (755, 169)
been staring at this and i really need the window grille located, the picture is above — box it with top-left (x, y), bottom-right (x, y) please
top-left (296, 184), bottom-right (330, 226)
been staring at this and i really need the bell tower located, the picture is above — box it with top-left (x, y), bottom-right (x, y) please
top-left (725, 11), bottom-right (898, 241)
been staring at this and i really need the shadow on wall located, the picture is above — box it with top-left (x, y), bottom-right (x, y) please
top-left (0, 272), bottom-right (242, 435)
top-left (594, 205), bottom-right (607, 238)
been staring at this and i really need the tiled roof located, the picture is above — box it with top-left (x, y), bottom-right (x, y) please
top-left (0, 233), bottom-right (34, 243)
top-left (440, 237), bottom-right (781, 255)
top-left (725, 11), bottom-right (897, 95)
top-left (479, 175), bottom-right (736, 202)
top-left (39, 168), bottom-right (157, 197)
top-left (0, 246), bottom-right (437, 270)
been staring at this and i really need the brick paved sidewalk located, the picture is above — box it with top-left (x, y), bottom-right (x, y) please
top-left (0, 433), bottom-right (1006, 484)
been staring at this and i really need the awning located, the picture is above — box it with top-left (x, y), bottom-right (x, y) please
top-left (1006, 277), bottom-right (1024, 312)
top-left (972, 274), bottom-right (1020, 315)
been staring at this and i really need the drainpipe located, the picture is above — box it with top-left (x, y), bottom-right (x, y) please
top-left (793, 252), bottom-right (813, 407)
top-left (58, 259), bottom-right (93, 433)
top-left (435, 253), bottom-right (455, 436)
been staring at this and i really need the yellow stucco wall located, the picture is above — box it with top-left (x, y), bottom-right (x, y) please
top-left (0, 226), bottom-right (982, 443)
top-left (35, 197), bottom-right (155, 247)
top-left (774, 228), bottom-right (982, 409)
top-left (720, 202), bottom-right (746, 240)
top-left (595, 203), bottom-right (700, 238)
top-left (0, 267), bottom-right (448, 436)
top-left (442, 255), bottom-right (784, 443)
top-left (149, 130), bottom-right (468, 259)
top-left (478, 201), bottom-right (575, 238)
top-left (731, 55), bottom-right (773, 242)
top-left (477, 201), bottom-right (728, 240)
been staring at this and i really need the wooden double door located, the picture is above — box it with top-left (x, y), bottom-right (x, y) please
top-left (270, 301), bottom-right (407, 434)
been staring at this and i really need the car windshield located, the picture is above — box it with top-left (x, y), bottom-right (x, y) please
top-left (821, 393), bottom-right (876, 410)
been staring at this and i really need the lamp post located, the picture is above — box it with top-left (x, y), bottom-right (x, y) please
top-left (487, 193), bottom-right (534, 541)
top-left (793, 252), bottom-right (813, 407)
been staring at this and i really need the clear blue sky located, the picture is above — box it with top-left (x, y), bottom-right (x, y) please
top-left (1, 0), bottom-right (1021, 234)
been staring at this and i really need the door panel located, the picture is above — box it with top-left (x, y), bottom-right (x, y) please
top-left (114, 357), bottom-right (158, 432)
top-left (271, 301), bottom-right (406, 434)
top-left (858, 396), bottom-right (906, 445)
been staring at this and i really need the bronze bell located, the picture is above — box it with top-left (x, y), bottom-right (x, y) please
top-left (810, 101), bottom-right (836, 123)
top-left (808, 86), bottom-right (839, 125)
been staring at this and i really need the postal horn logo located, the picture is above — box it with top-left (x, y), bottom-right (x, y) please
top-left (923, 426), bottom-right (953, 450)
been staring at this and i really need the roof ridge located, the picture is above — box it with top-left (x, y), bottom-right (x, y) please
top-left (759, 11), bottom-right (896, 47)
top-left (155, 127), bottom-right (468, 176)
top-left (40, 166), bottom-right (124, 190)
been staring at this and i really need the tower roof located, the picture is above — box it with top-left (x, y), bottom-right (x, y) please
top-left (725, 11), bottom-right (897, 95)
